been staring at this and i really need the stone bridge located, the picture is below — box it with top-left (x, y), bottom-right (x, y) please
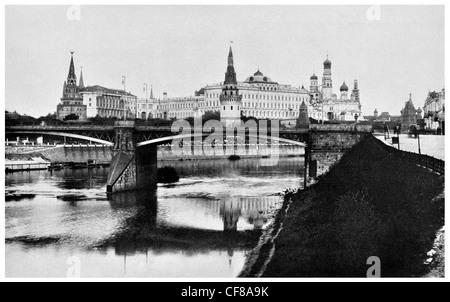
top-left (5, 122), bottom-right (372, 193)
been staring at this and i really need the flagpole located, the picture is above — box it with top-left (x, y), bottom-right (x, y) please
top-left (122, 76), bottom-right (126, 120)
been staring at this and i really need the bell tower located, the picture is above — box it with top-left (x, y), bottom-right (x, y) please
top-left (322, 55), bottom-right (332, 99)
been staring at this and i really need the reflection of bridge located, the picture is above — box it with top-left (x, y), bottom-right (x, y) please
top-left (6, 122), bottom-right (372, 193)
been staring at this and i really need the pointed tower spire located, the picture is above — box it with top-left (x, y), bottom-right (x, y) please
top-left (224, 46), bottom-right (237, 84)
top-left (67, 51), bottom-right (77, 86)
top-left (228, 46), bottom-right (234, 67)
top-left (150, 85), bottom-right (154, 99)
top-left (78, 66), bottom-right (84, 88)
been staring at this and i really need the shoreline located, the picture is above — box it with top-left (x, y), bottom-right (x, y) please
top-left (241, 135), bottom-right (445, 277)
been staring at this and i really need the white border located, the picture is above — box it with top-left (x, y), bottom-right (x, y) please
top-left (1, 0), bottom-right (448, 282)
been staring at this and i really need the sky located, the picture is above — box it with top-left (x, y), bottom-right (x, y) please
top-left (5, 5), bottom-right (445, 117)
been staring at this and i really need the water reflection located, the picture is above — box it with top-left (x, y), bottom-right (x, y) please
top-left (103, 190), bottom-right (262, 256)
top-left (6, 157), bottom-right (303, 277)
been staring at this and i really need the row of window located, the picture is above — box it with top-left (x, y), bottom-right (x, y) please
top-left (95, 97), bottom-right (123, 109)
top-left (60, 107), bottom-right (84, 111)
top-left (207, 92), bottom-right (306, 102)
top-left (242, 110), bottom-right (298, 118)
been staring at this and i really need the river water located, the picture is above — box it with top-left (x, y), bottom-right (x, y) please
top-left (5, 157), bottom-right (304, 278)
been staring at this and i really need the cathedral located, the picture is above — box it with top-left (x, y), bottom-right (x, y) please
top-left (308, 56), bottom-right (362, 122)
top-left (400, 93), bottom-right (422, 131)
top-left (56, 52), bottom-right (86, 120)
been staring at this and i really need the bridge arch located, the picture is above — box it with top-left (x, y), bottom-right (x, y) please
top-left (136, 132), bottom-right (307, 147)
top-left (6, 131), bottom-right (114, 146)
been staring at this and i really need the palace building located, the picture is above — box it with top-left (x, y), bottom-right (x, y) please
top-left (57, 49), bottom-right (363, 125)
top-left (148, 48), bottom-right (361, 126)
top-left (81, 85), bottom-right (137, 119)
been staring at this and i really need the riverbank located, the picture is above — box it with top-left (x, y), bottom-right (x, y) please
top-left (244, 135), bottom-right (444, 277)
top-left (5, 153), bottom-right (51, 172)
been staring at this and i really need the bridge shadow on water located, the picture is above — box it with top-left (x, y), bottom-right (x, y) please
top-left (99, 189), bottom-right (262, 257)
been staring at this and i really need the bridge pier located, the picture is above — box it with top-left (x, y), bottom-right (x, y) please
top-left (305, 124), bottom-right (372, 184)
top-left (106, 121), bottom-right (157, 193)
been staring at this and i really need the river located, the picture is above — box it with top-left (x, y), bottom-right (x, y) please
top-left (5, 157), bottom-right (304, 278)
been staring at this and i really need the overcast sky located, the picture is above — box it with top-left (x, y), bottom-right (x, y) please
top-left (5, 5), bottom-right (445, 117)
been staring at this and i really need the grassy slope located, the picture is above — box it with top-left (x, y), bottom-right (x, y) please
top-left (263, 136), bottom-right (444, 277)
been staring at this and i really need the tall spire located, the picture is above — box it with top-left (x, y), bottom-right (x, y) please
top-left (150, 85), bottom-right (153, 99)
top-left (228, 46), bottom-right (234, 67)
top-left (67, 51), bottom-right (77, 86)
top-left (78, 66), bottom-right (84, 88)
top-left (224, 46), bottom-right (237, 84)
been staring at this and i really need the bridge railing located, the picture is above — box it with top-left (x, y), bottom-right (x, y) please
top-left (370, 135), bottom-right (444, 175)
top-left (6, 124), bottom-right (114, 131)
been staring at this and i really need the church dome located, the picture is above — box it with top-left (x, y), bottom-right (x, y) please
top-left (244, 69), bottom-right (276, 84)
top-left (254, 70), bottom-right (263, 76)
top-left (310, 73), bottom-right (318, 80)
top-left (340, 81), bottom-right (348, 92)
top-left (323, 57), bottom-right (331, 68)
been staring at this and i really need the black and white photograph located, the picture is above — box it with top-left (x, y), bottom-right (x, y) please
top-left (2, 3), bottom-right (446, 282)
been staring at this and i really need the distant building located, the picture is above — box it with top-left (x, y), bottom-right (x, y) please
top-left (153, 93), bottom-right (203, 120)
top-left (423, 88), bottom-right (445, 133)
top-left (81, 85), bottom-right (137, 119)
top-left (205, 47), bottom-right (310, 126)
top-left (400, 93), bottom-right (422, 131)
top-left (309, 58), bottom-right (362, 122)
top-left (56, 52), bottom-right (137, 120)
top-left (364, 109), bottom-right (396, 122)
top-left (219, 47), bottom-right (243, 127)
top-left (56, 52), bottom-right (86, 120)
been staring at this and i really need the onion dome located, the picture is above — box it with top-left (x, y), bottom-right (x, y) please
top-left (310, 73), bottom-right (318, 80)
top-left (254, 69), bottom-right (263, 76)
top-left (323, 56), bottom-right (331, 69)
top-left (340, 81), bottom-right (348, 92)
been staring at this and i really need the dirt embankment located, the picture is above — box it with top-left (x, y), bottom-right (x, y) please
top-left (244, 135), bottom-right (444, 277)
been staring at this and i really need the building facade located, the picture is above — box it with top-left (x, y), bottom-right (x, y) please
top-left (81, 85), bottom-right (137, 119)
top-left (145, 47), bottom-right (320, 125)
top-left (423, 88), bottom-right (445, 133)
top-left (58, 49), bottom-right (363, 124)
top-left (56, 52), bottom-right (87, 120)
top-left (309, 58), bottom-right (362, 122)
top-left (152, 93), bottom-right (203, 120)
top-left (56, 53), bottom-right (137, 120)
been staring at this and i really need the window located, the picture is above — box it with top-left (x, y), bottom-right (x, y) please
top-left (231, 106), bottom-right (233, 110)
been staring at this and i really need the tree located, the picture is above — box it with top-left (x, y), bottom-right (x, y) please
top-left (63, 113), bottom-right (79, 121)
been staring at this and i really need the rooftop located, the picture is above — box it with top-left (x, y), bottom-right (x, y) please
top-left (81, 85), bottom-right (136, 97)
